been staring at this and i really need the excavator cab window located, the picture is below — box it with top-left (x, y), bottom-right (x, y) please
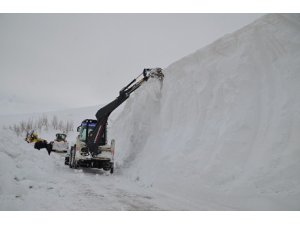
top-left (78, 120), bottom-right (98, 143)
top-left (56, 133), bottom-right (66, 142)
top-left (79, 126), bottom-right (94, 142)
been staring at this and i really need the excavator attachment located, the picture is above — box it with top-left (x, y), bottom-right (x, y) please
top-left (119, 68), bottom-right (164, 97)
top-left (143, 68), bottom-right (164, 80)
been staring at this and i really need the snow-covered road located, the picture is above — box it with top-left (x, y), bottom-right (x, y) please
top-left (0, 131), bottom-right (162, 210)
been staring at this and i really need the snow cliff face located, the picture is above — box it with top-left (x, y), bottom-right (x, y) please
top-left (111, 14), bottom-right (300, 209)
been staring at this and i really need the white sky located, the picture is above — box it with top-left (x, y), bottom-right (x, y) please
top-left (0, 14), bottom-right (263, 113)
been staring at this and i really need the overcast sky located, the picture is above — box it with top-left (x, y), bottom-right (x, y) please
top-left (0, 14), bottom-right (263, 113)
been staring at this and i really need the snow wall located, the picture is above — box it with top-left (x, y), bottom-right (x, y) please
top-left (110, 14), bottom-right (300, 210)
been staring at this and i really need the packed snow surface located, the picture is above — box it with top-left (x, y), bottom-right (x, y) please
top-left (1, 14), bottom-right (300, 210)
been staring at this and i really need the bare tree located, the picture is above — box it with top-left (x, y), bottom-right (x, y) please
top-left (25, 119), bottom-right (33, 132)
top-left (37, 117), bottom-right (43, 130)
top-left (64, 120), bottom-right (74, 133)
top-left (20, 121), bottom-right (26, 132)
top-left (52, 115), bottom-right (58, 129)
top-left (9, 115), bottom-right (74, 136)
top-left (58, 120), bottom-right (64, 131)
top-left (44, 116), bottom-right (49, 130)
top-left (41, 114), bottom-right (48, 128)
top-left (13, 124), bottom-right (21, 136)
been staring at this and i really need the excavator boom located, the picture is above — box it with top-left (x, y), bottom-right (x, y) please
top-left (87, 68), bottom-right (164, 155)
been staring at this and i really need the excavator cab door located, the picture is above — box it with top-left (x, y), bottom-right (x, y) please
top-left (55, 133), bottom-right (67, 142)
top-left (78, 119), bottom-right (98, 143)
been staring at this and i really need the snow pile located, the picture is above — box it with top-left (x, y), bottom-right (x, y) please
top-left (0, 128), bottom-right (165, 210)
top-left (111, 14), bottom-right (300, 210)
top-left (0, 129), bottom-right (68, 210)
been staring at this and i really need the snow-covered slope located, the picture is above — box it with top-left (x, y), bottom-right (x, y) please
top-left (110, 14), bottom-right (300, 210)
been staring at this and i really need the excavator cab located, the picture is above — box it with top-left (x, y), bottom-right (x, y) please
top-left (77, 119), bottom-right (106, 145)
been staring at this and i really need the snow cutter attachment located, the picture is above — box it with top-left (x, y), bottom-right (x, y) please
top-left (119, 68), bottom-right (164, 97)
top-left (143, 68), bottom-right (164, 80)
top-left (25, 130), bottom-right (42, 143)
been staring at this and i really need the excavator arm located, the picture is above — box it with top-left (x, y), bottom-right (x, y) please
top-left (87, 68), bottom-right (164, 155)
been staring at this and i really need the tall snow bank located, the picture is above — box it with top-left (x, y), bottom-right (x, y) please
top-left (110, 14), bottom-right (300, 210)
top-left (0, 129), bottom-right (67, 210)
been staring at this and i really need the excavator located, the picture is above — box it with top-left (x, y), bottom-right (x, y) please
top-left (64, 68), bottom-right (164, 173)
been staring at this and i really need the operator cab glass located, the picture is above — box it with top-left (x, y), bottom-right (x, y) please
top-left (56, 133), bottom-right (67, 141)
top-left (78, 119), bottom-right (107, 145)
top-left (79, 122), bottom-right (97, 142)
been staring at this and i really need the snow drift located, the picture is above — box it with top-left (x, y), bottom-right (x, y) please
top-left (110, 14), bottom-right (300, 210)
top-left (0, 129), bottom-right (164, 210)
